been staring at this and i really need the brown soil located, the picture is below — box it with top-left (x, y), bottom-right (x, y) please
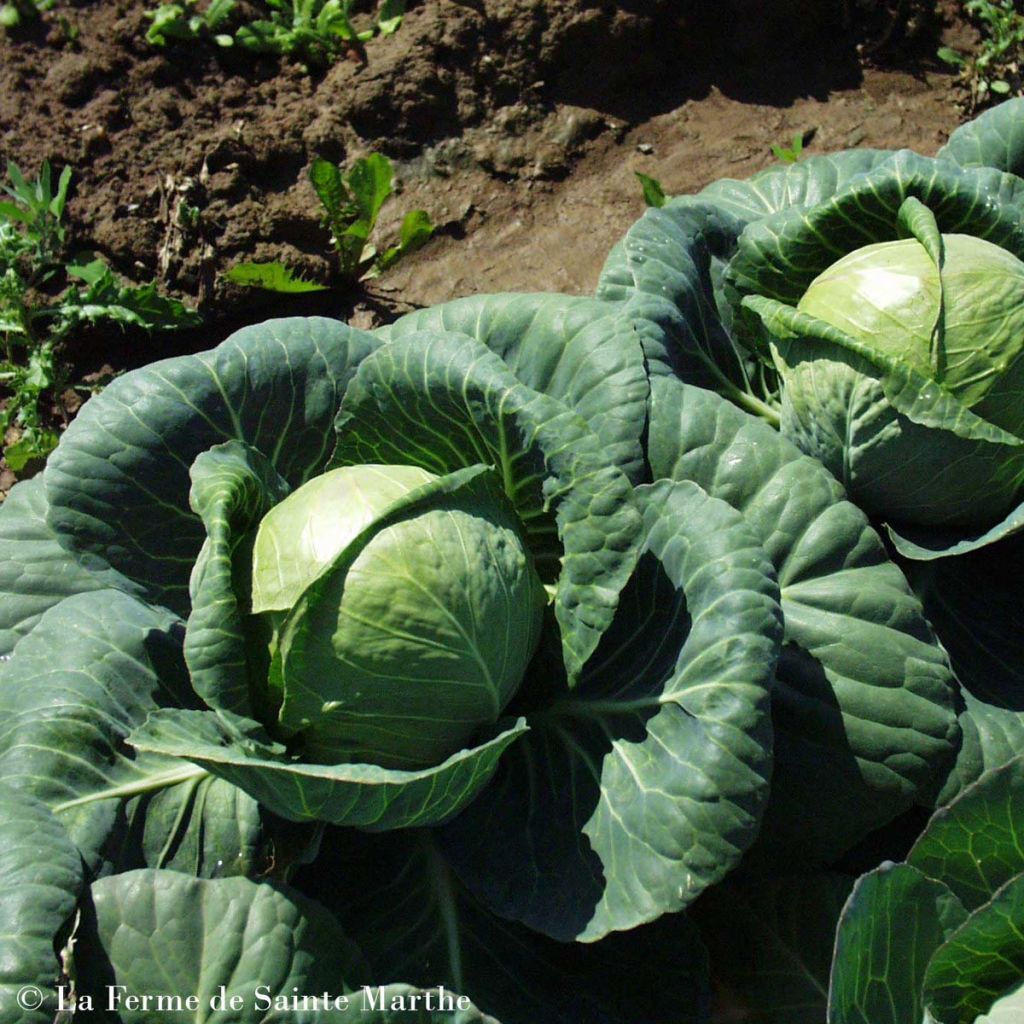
top-left (0, 0), bottom-right (978, 490)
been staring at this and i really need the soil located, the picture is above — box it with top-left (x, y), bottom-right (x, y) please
top-left (0, 0), bottom-right (979, 493)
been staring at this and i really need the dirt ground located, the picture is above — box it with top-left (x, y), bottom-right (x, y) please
top-left (0, 0), bottom-right (977, 487)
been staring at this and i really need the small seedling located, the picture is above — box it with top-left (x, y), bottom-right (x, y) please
top-left (226, 152), bottom-right (434, 293)
top-left (771, 131), bottom-right (807, 163)
top-left (144, 0), bottom-right (406, 66)
top-left (0, 162), bottom-right (199, 471)
top-left (0, 0), bottom-right (54, 29)
top-left (939, 1), bottom-right (1024, 111)
top-left (635, 172), bottom-right (666, 208)
top-left (146, 0), bottom-right (236, 47)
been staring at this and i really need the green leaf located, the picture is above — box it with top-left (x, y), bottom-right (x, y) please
top-left (377, 0), bottom-right (404, 34)
top-left (595, 198), bottom-right (758, 400)
top-left (635, 172), bottom-right (666, 208)
top-left (185, 441), bottom-right (289, 718)
top-left (0, 590), bottom-right (263, 878)
top-left (387, 293), bottom-right (649, 483)
top-left (441, 479), bottom-right (781, 940)
top-left (328, 329), bottom-right (642, 684)
top-left (909, 756), bottom-right (1024, 912)
top-left (648, 377), bottom-right (959, 859)
top-left (77, 870), bottom-right (367, 1023)
top-left (693, 149), bottom-right (893, 223)
top-left (0, 198), bottom-right (30, 224)
top-left (314, 829), bottom-right (710, 1023)
top-left (223, 261), bottom-right (328, 293)
top-left (828, 863), bottom-right (968, 1024)
top-left (938, 46), bottom-right (967, 66)
top-left (887, 502), bottom-right (1024, 560)
top-left (939, 98), bottom-right (1024, 176)
top-left (309, 157), bottom-right (352, 230)
top-left (43, 317), bottom-right (380, 615)
top-left (977, 980), bottom-right (1024, 1024)
top-left (0, 783), bottom-right (83, 1024)
top-left (0, 477), bottom-right (137, 655)
top-left (347, 152), bottom-right (394, 229)
top-left (60, 259), bottom-right (200, 333)
top-left (923, 874), bottom-right (1024, 1024)
top-left (2, 433), bottom-right (57, 471)
top-left (695, 873), bottom-right (854, 1024)
top-left (393, 208), bottom-right (434, 257)
top-left (129, 707), bottom-right (528, 830)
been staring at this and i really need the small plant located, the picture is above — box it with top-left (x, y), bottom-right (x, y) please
top-left (0, 0), bottom-right (53, 30)
top-left (940, 0), bottom-right (1024, 111)
top-left (770, 130), bottom-right (808, 163)
top-left (237, 0), bottom-right (405, 65)
top-left (0, 162), bottom-right (199, 472)
top-left (226, 152), bottom-right (434, 293)
top-left (145, 0), bottom-right (236, 47)
top-left (143, 0), bottom-right (406, 66)
top-left (635, 172), bottom-right (666, 208)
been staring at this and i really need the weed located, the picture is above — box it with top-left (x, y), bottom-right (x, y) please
top-left (144, 0), bottom-right (406, 67)
top-left (0, 162), bottom-right (199, 471)
top-left (226, 152), bottom-right (434, 293)
top-left (635, 172), bottom-right (666, 208)
top-left (0, 0), bottom-right (53, 30)
top-left (774, 131), bottom-right (815, 164)
top-left (940, 1), bottom-right (1024, 111)
top-left (146, 0), bottom-right (236, 47)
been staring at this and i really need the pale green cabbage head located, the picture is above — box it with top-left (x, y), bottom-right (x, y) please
top-left (798, 234), bottom-right (1024, 436)
top-left (250, 464), bottom-right (546, 769)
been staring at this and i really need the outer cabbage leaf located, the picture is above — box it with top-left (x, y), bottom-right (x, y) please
top-left (76, 869), bottom-right (367, 1024)
top-left (923, 874), bottom-right (1024, 1024)
top-left (43, 317), bottom-right (379, 616)
top-left (0, 590), bottom-right (263, 878)
top-left (130, 708), bottom-right (528, 831)
top-left (0, 478), bottom-right (137, 656)
top-left (386, 293), bottom-right (649, 484)
top-left (976, 980), bottom-right (1024, 1024)
top-left (306, 829), bottom-right (710, 1024)
top-left (184, 441), bottom-right (290, 718)
top-left (327, 329), bottom-right (642, 685)
top-left (648, 377), bottom-right (959, 859)
top-left (596, 199), bottom-right (753, 393)
top-left (440, 478), bottom-right (782, 941)
top-left (909, 756), bottom-right (1024, 913)
top-left (0, 784), bottom-right (83, 1024)
top-left (696, 149), bottom-right (896, 223)
top-left (827, 863), bottom-right (967, 1024)
top-left (938, 97), bottom-right (1024, 178)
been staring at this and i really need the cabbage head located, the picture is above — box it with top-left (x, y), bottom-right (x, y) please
top-left (737, 194), bottom-right (1024, 556)
top-left (597, 122), bottom-right (1024, 558)
top-left (249, 463), bottom-right (545, 768)
top-left (762, 219), bottom-right (1024, 529)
